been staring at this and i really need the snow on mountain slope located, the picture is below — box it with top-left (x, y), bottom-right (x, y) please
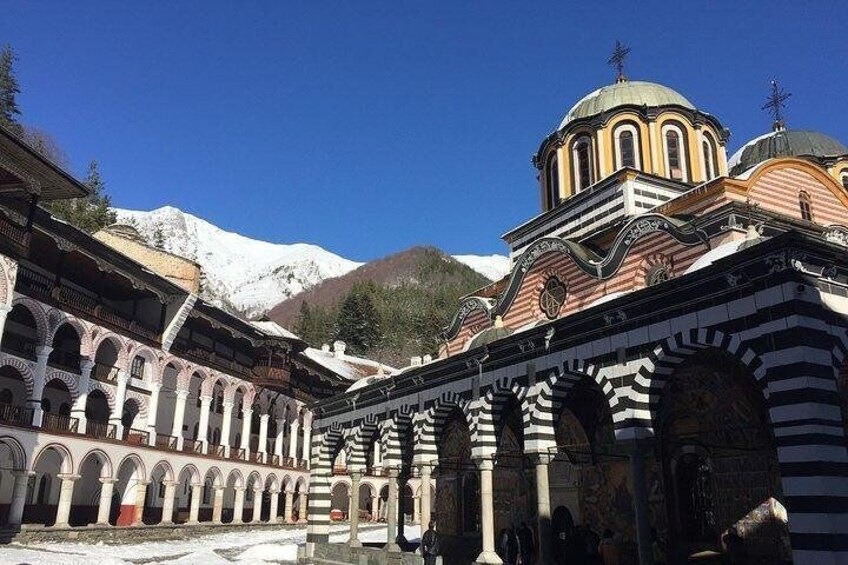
top-left (453, 254), bottom-right (511, 282)
top-left (114, 206), bottom-right (364, 317)
top-left (113, 206), bottom-right (511, 318)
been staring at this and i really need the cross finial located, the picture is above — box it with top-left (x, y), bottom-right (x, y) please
top-left (762, 79), bottom-right (791, 132)
top-left (607, 41), bottom-right (631, 83)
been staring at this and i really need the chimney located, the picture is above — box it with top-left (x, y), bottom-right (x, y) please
top-left (333, 340), bottom-right (346, 358)
top-left (422, 354), bottom-right (432, 364)
top-left (321, 344), bottom-right (330, 353)
top-left (411, 356), bottom-right (422, 367)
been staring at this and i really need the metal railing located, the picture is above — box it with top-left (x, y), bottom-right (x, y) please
top-left (0, 402), bottom-right (33, 426)
top-left (85, 419), bottom-right (113, 439)
top-left (42, 412), bottom-right (78, 433)
top-left (155, 433), bottom-right (178, 450)
top-left (183, 439), bottom-right (203, 453)
top-left (228, 447), bottom-right (246, 460)
top-left (210, 443), bottom-right (226, 458)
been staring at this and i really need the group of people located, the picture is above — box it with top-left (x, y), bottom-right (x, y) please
top-left (498, 522), bottom-right (536, 565)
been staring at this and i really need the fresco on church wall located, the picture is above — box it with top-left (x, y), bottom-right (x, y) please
top-left (493, 419), bottom-right (535, 533)
top-left (435, 409), bottom-right (478, 538)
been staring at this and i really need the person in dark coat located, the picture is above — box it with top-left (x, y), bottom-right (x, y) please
top-left (421, 521), bottom-right (440, 565)
top-left (517, 522), bottom-right (535, 565)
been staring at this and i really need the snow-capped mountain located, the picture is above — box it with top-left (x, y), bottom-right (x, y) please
top-left (113, 206), bottom-right (510, 318)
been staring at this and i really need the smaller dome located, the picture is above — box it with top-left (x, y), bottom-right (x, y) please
top-left (467, 326), bottom-right (513, 351)
top-left (728, 129), bottom-right (848, 176)
top-left (559, 81), bottom-right (696, 130)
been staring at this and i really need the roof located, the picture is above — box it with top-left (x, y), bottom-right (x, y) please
top-left (466, 326), bottom-right (514, 351)
top-left (303, 347), bottom-right (395, 382)
top-left (559, 80), bottom-right (696, 130)
top-left (728, 129), bottom-right (848, 176)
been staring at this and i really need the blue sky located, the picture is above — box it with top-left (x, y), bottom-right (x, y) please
top-left (2, 1), bottom-right (847, 261)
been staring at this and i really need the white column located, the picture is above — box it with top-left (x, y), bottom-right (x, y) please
top-left (258, 414), bottom-right (270, 462)
top-left (7, 471), bottom-right (31, 525)
top-left (274, 417), bottom-right (285, 463)
top-left (132, 481), bottom-right (148, 525)
top-left (301, 414), bottom-right (312, 469)
top-left (109, 370), bottom-right (129, 436)
top-left (212, 486), bottom-right (225, 523)
top-left (420, 465), bottom-right (432, 529)
top-left (161, 480), bottom-right (177, 524)
top-left (288, 420), bottom-right (299, 461)
top-left (535, 455), bottom-right (553, 565)
top-left (349, 471), bottom-right (362, 547)
top-left (0, 304), bottom-right (11, 342)
top-left (239, 407), bottom-right (252, 458)
top-left (220, 401), bottom-right (234, 457)
top-left (385, 468), bottom-right (400, 552)
top-left (232, 487), bottom-right (246, 524)
top-left (71, 358), bottom-right (93, 434)
top-left (475, 458), bottom-right (501, 564)
top-left (30, 345), bottom-right (52, 427)
top-left (188, 483), bottom-right (202, 524)
top-left (251, 487), bottom-right (263, 523)
top-left (96, 478), bottom-right (117, 526)
top-left (146, 382), bottom-right (162, 446)
top-left (297, 491), bottom-right (308, 524)
top-left (170, 390), bottom-right (189, 450)
top-left (268, 489), bottom-right (280, 523)
top-left (54, 473), bottom-right (79, 528)
top-left (198, 395), bottom-right (212, 453)
top-left (371, 494), bottom-right (379, 522)
top-left (284, 489), bottom-right (294, 523)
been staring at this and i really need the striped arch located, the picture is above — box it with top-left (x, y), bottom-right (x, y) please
top-left (47, 313), bottom-right (93, 357)
top-left (225, 379), bottom-right (255, 405)
top-left (226, 468), bottom-right (245, 488)
top-left (380, 407), bottom-right (414, 469)
top-left (472, 377), bottom-right (530, 459)
top-left (638, 328), bottom-right (764, 429)
top-left (44, 369), bottom-right (80, 400)
top-left (201, 372), bottom-right (228, 398)
top-left (416, 392), bottom-right (471, 466)
top-left (88, 380), bottom-right (117, 412)
top-left (91, 330), bottom-right (129, 369)
top-left (0, 353), bottom-right (35, 399)
top-left (316, 423), bottom-right (348, 472)
top-left (528, 358), bottom-right (619, 454)
top-left (265, 473), bottom-right (280, 492)
top-left (177, 366), bottom-right (203, 392)
top-left (150, 459), bottom-right (176, 482)
top-left (348, 414), bottom-right (381, 472)
top-left (307, 424), bottom-right (346, 544)
top-left (127, 344), bottom-right (160, 382)
top-left (246, 470), bottom-right (262, 490)
top-left (123, 390), bottom-right (149, 420)
top-left (10, 296), bottom-right (48, 345)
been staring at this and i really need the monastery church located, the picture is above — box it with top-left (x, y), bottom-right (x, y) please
top-left (0, 54), bottom-right (847, 565)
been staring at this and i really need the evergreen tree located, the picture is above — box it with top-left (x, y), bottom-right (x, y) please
top-left (0, 44), bottom-right (23, 136)
top-left (335, 281), bottom-right (382, 355)
top-left (46, 160), bottom-right (117, 233)
top-left (294, 301), bottom-right (315, 341)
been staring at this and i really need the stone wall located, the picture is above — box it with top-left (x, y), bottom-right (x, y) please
top-left (310, 542), bottom-right (426, 565)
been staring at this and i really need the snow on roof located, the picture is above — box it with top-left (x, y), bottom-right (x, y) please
top-left (684, 240), bottom-right (746, 274)
top-left (585, 291), bottom-right (629, 309)
top-left (303, 347), bottom-right (395, 383)
top-left (249, 320), bottom-right (303, 340)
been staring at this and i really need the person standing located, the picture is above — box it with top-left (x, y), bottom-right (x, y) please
top-left (517, 522), bottom-right (535, 565)
top-left (421, 521), bottom-right (440, 565)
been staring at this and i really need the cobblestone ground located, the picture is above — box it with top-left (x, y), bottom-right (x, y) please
top-left (0, 524), bottom-right (421, 565)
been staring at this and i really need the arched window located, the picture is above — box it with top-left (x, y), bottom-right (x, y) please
top-left (572, 136), bottom-right (594, 192)
top-left (702, 134), bottom-right (718, 180)
top-left (841, 172), bottom-right (848, 190)
top-left (130, 355), bottom-right (145, 380)
top-left (614, 124), bottom-right (640, 170)
top-left (799, 191), bottom-right (814, 221)
top-left (662, 123), bottom-right (689, 182)
top-left (546, 153), bottom-right (560, 209)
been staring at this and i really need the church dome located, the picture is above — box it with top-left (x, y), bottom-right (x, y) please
top-left (728, 129), bottom-right (848, 176)
top-left (558, 81), bottom-right (696, 130)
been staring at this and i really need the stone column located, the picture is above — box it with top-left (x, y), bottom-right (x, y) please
top-left (268, 489), bottom-right (280, 523)
top-left (297, 492), bottom-right (308, 524)
top-left (301, 414), bottom-right (312, 469)
top-left (96, 478), bottom-right (117, 525)
top-left (161, 480), bottom-right (178, 524)
top-left (534, 455), bottom-right (553, 565)
top-left (288, 420), bottom-right (300, 462)
top-left (71, 358), bottom-right (93, 434)
top-left (284, 489), bottom-right (294, 523)
top-left (240, 407), bottom-right (252, 459)
top-left (188, 483), bottom-right (202, 524)
top-left (220, 401), bottom-right (234, 457)
top-left (7, 471), bottom-right (31, 525)
top-left (170, 390), bottom-right (189, 450)
top-left (54, 474), bottom-right (79, 528)
top-left (251, 487), bottom-right (263, 523)
top-left (371, 493), bottom-right (379, 521)
top-left (258, 414), bottom-right (270, 462)
top-left (198, 396), bottom-right (212, 453)
top-left (385, 468), bottom-right (401, 552)
top-left (29, 345), bottom-right (52, 427)
top-left (212, 486), bottom-right (225, 524)
top-left (0, 303), bottom-right (11, 341)
top-left (420, 465), bottom-right (432, 529)
top-left (349, 471), bottom-right (362, 547)
top-left (132, 481), bottom-right (149, 525)
top-left (474, 458), bottom-right (501, 564)
top-left (232, 487), bottom-right (246, 524)
top-left (274, 417), bottom-right (285, 462)
top-left (146, 382), bottom-right (162, 446)
top-left (109, 370), bottom-right (129, 436)
top-left (628, 442), bottom-right (653, 565)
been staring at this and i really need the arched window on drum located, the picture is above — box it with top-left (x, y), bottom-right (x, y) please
top-left (614, 124), bottom-right (640, 170)
top-left (662, 122), bottom-right (689, 182)
top-left (571, 135), bottom-right (594, 192)
top-left (702, 132), bottom-right (719, 180)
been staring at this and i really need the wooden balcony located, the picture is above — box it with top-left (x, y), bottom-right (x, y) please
top-left (0, 333), bottom-right (37, 362)
top-left (91, 362), bottom-right (118, 383)
top-left (84, 419), bottom-right (114, 439)
top-left (155, 433), bottom-right (178, 451)
top-left (228, 447), bottom-right (246, 461)
top-left (0, 402), bottom-right (33, 427)
top-left (183, 439), bottom-right (203, 454)
top-left (42, 412), bottom-right (78, 434)
top-left (122, 428), bottom-right (150, 446)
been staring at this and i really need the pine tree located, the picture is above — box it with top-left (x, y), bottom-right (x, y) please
top-left (294, 301), bottom-right (315, 341)
top-left (335, 281), bottom-right (382, 355)
top-left (46, 161), bottom-right (117, 233)
top-left (0, 44), bottom-right (23, 136)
